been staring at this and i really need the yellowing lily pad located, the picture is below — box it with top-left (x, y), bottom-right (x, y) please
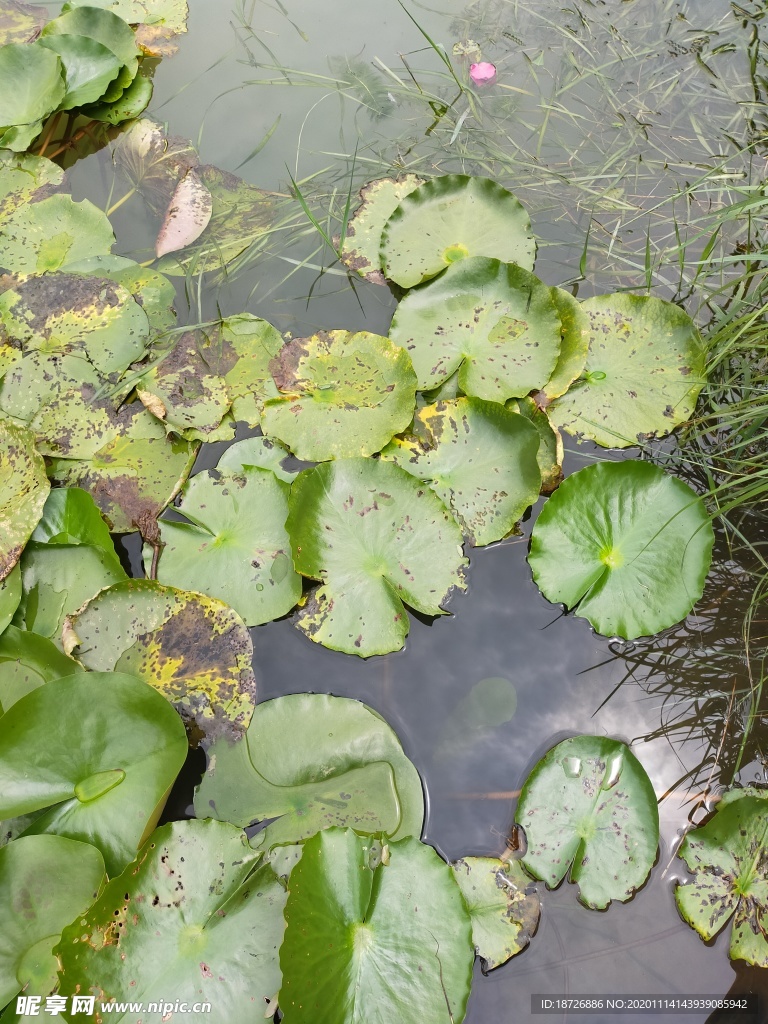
top-left (0, 420), bottom-right (49, 581)
top-left (0, 151), bottom-right (62, 220)
top-left (0, 0), bottom-right (48, 45)
top-left (341, 174), bottom-right (424, 284)
top-left (0, 194), bottom-right (114, 274)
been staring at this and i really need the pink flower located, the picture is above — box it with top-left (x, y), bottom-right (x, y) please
top-left (469, 61), bottom-right (497, 86)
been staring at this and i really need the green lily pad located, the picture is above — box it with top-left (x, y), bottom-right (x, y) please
top-left (217, 435), bottom-right (296, 482)
top-left (42, 5), bottom-right (139, 69)
top-left (0, 565), bottom-right (20, 634)
top-left (149, 467), bottom-right (301, 626)
top-left (64, 579), bottom-right (258, 746)
top-left (29, 486), bottom-right (122, 560)
top-left (0, 121), bottom-right (46, 154)
top-left (389, 257), bottom-right (562, 401)
top-left (56, 820), bottom-right (285, 1020)
top-left (63, 0), bottom-right (189, 56)
top-left (63, 254), bottom-right (177, 335)
top-left (381, 397), bottom-right (541, 546)
top-left (0, 420), bottom-right (49, 582)
top-left (0, 42), bottom-right (64, 130)
top-left (548, 294), bottom-right (706, 447)
top-left (380, 174), bottom-right (535, 288)
top-left (675, 788), bottom-right (768, 966)
top-left (510, 396), bottom-right (563, 494)
top-left (287, 458), bottom-right (467, 657)
top-left (0, 151), bottom-right (62, 220)
top-left (82, 68), bottom-right (153, 123)
top-left (528, 460), bottom-right (714, 639)
top-left (451, 857), bottom-right (539, 971)
top-left (0, 626), bottom-right (82, 714)
top-left (262, 330), bottom-right (417, 461)
top-left (539, 287), bottom-right (590, 401)
top-left (0, 1), bottom-right (48, 45)
top-left (280, 828), bottom-right (474, 1024)
top-left (0, 672), bottom-right (187, 875)
top-left (216, 313), bottom-right (282, 427)
top-left (37, 33), bottom-right (122, 110)
top-left (0, 194), bottom-right (114, 274)
top-left (341, 174), bottom-right (424, 284)
top-left (0, 835), bottom-right (105, 1008)
top-left (195, 693), bottom-right (425, 844)
top-left (516, 735), bottom-right (659, 909)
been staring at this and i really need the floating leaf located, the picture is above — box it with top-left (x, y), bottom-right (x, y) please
top-left (64, 254), bottom-right (176, 335)
top-left (381, 397), bottom-right (541, 545)
top-left (675, 788), bottom-right (768, 966)
top-left (195, 693), bottom-right (425, 844)
top-left (0, 0), bottom-right (47, 44)
top-left (548, 294), bottom-right (705, 447)
top-left (389, 256), bottom-right (562, 400)
top-left (64, 579), bottom-right (257, 746)
top-left (539, 287), bottom-right (590, 401)
top-left (30, 486), bottom-right (126, 562)
top-left (0, 420), bottom-right (49, 581)
top-left (287, 458), bottom-right (467, 656)
top-left (215, 313), bottom-right (282, 427)
top-left (279, 829), bottom-right (474, 1024)
top-left (341, 174), bottom-right (424, 284)
top-left (0, 151), bottom-right (62, 220)
top-left (42, 5), bottom-right (140, 69)
top-left (82, 68), bottom-right (153, 123)
top-left (451, 857), bottom-right (539, 970)
top-left (262, 330), bottom-right (417, 461)
top-left (57, 820), bottom-right (285, 1019)
top-left (217, 435), bottom-right (296, 482)
top-left (155, 168), bottom-right (213, 257)
top-left (528, 460), bottom-right (714, 639)
top-left (0, 564), bottom-right (20, 634)
top-left (0, 672), bottom-right (187, 874)
top-left (37, 33), bottom-right (122, 109)
top-left (380, 174), bottom-right (535, 288)
top-left (511, 396), bottom-right (563, 494)
top-left (0, 194), bottom-right (114, 274)
top-left (62, 0), bottom-right (189, 56)
top-left (0, 42), bottom-right (64, 132)
top-left (0, 835), bottom-right (105, 1008)
top-left (111, 117), bottom-right (198, 215)
top-left (0, 626), bottom-right (82, 714)
top-left (0, 120), bottom-right (45, 154)
top-left (516, 735), bottom-right (659, 909)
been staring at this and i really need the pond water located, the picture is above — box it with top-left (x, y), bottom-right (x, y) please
top-left (58, 0), bottom-right (768, 1018)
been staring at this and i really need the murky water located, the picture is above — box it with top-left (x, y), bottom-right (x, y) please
top-left (82, 0), bottom-right (768, 1018)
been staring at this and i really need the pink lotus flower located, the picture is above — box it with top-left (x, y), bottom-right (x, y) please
top-left (469, 61), bottom-right (497, 86)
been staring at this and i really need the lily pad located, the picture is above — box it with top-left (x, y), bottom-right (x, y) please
top-left (0, 42), bottom-right (64, 132)
top-left (388, 257), bottom-right (562, 401)
top-left (63, 0), bottom-right (189, 56)
top-left (195, 693), bottom-right (425, 844)
top-left (548, 294), bottom-right (705, 447)
top-left (0, 565), bottom-right (20, 634)
top-left (149, 467), bottom-right (301, 627)
top-left (0, 626), bottom-right (82, 714)
top-left (0, 671), bottom-right (187, 875)
top-left (286, 458), bottom-right (467, 657)
top-left (111, 118), bottom-right (198, 216)
top-left (279, 828), bottom-right (474, 1024)
top-left (81, 68), bottom-right (153, 123)
top-left (56, 820), bottom-right (285, 1020)
top-left (0, 194), bottom-right (114, 274)
top-left (515, 735), bottom-right (659, 909)
top-left (381, 397), bottom-right (541, 546)
top-left (510, 396), bottom-right (563, 494)
top-left (0, 420), bottom-right (49, 581)
top-left (29, 486), bottom-right (123, 562)
top-left (217, 435), bottom-right (296, 482)
top-left (41, 5), bottom-right (139, 69)
top-left (0, 1), bottom-right (48, 45)
top-left (539, 287), bottom-right (590, 401)
top-left (216, 313), bottom-right (282, 427)
top-left (675, 788), bottom-right (768, 966)
top-left (37, 33), bottom-right (122, 110)
top-left (380, 174), bottom-right (535, 288)
top-left (63, 254), bottom-right (176, 335)
top-left (341, 174), bottom-right (424, 284)
top-left (262, 330), bottom-right (417, 461)
top-left (64, 579), bottom-right (258, 746)
top-left (0, 835), bottom-right (105, 1008)
top-left (0, 151), bottom-right (62, 220)
top-left (451, 857), bottom-right (539, 971)
top-left (528, 460), bottom-right (714, 639)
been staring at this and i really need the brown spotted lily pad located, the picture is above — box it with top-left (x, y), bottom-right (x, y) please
top-left (63, 579), bottom-right (258, 746)
top-left (61, 0), bottom-right (189, 56)
top-left (0, 420), bottom-right (50, 581)
top-left (0, 0), bottom-right (48, 44)
top-left (341, 174), bottom-right (424, 284)
top-left (0, 151), bottom-right (62, 221)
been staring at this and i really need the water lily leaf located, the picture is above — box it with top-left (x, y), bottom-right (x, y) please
top-left (217, 435), bottom-right (296, 482)
top-left (279, 829), bottom-right (474, 1024)
top-left (380, 174), bottom-right (535, 288)
top-left (0, 565), bottom-right (20, 634)
top-left (64, 579), bottom-right (258, 746)
top-left (155, 168), bottom-right (213, 257)
top-left (150, 467), bottom-right (301, 627)
top-left (195, 693), bottom-right (425, 844)
top-left (510, 396), bottom-right (563, 494)
top-left (540, 287), bottom-right (590, 402)
top-left (216, 313), bottom-right (282, 427)
top-left (0, 194), bottom-right (114, 274)
top-left (675, 788), bottom-right (768, 966)
top-left (548, 294), bottom-right (706, 447)
top-left (341, 174), bottom-right (424, 284)
top-left (35, 393), bottom-right (197, 534)
top-left (262, 330), bottom-right (417, 461)
top-left (389, 256), bottom-right (562, 400)
top-left (516, 735), bottom-right (659, 909)
top-left (0, 151), bottom-right (62, 220)
top-left (37, 33), bottom-right (122, 109)
top-left (0, 626), bottom-right (82, 714)
top-left (0, 42), bottom-right (64, 129)
top-left (528, 460), bottom-right (714, 639)
top-left (0, 671), bottom-right (187, 875)
top-left (451, 857), bottom-right (539, 970)
top-left (82, 68), bottom-right (153, 123)
top-left (63, 254), bottom-right (176, 335)
top-left (0, 420), bottom-right (49, 581)
top-left (0, 0), bottom-right (48, 44)
top-left (111, 118), bottom-right (198, 216)
top-left (381, 397), bottom-right (541, 546)
top-left (0, 835), bottom-right (105, 1008)
top-left (30, 486), bottom-right (121, 558)
top-left (287, 458), bottom-right (467, 657)
top-left (63, 0), bottom-right (189, 56)
top-left (42, 5), bottom-right (139, 69)
top-left (0, 120), bottom-right (45, 154)
top-left (56, 820), bottom-right (285, 1020)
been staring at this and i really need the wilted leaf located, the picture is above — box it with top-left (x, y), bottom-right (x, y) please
top-left (0, 420), bottom-right (49, 581)
top-left (155, 168), bottom-right (213, 257)
top-left (64, 253), bottom-right (176, 335)
top-left (0, 151), bottom-right (62, 221)
top-left (0, 0), bottom-right (47, 44)
top-left (341, 174), bottom-right (423, 283)
top-left (111, 117), bottom-right (198, 215)
top-left (64, 579), bottom-right (258, 746)
top-left (0, 626), bottom-right (82, 714)
top-left (0, 194), bottom-right (114, 274)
